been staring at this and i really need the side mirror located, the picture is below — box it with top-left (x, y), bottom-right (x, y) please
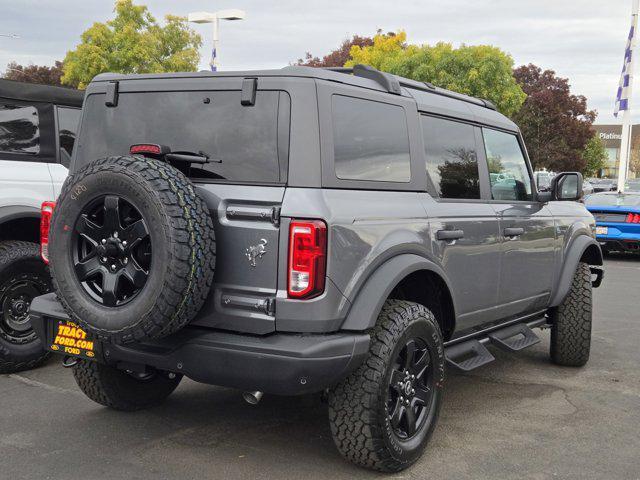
top-left (550, 172), bottom-right (583, 201)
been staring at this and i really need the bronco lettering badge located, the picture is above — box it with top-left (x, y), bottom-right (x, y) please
top-left (245, 238), bottom-right (268, 267)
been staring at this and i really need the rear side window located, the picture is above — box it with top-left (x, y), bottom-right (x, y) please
top-left (57, 107), bottom-right (81, 160)
top-left (332, 95), bottom-right (410, 182)
top-left (77, 90), bottom-right (288, 183)
top-left (421, 115), bottom-right (480, 199)
top-left (0, 103), bottom-right (40, 154)
top-left (483, 128), bottom-right (533, 201)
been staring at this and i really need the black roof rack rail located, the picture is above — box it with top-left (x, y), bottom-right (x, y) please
top-left (481, 99), bottom-right (497, 111)
top-left (323, 64), bottom-right (401, 95)
top-left (321, 65), bottom-right (497, 111)
top-left (400, 79), bottom-right (497, 111)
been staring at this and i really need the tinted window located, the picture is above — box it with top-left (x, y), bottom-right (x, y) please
top-left (57, 107), bottom-right (81, 160)
top-left (483, 129), bottom-right (533, 201)
top-left (77, 90), bottom-right (287, 183)
top-left (332, 95), bottom-right (410, 182)
top-left (0, 103), bottom-right (39, 154)
top-left (421, 115), bottom-right (480, 199)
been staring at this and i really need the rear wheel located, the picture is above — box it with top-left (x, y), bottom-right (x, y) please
top-left (72, 359), bottom-right (182, 411)
top-left (0, 241), bottom-right (51, 374)
top-left (328, 300), bottom-right (445, 472)
top-left (550, 262), bottom-right (592, 367)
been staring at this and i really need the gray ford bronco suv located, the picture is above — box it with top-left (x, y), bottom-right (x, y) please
top-left (29, 65), bottom-right (603, 472)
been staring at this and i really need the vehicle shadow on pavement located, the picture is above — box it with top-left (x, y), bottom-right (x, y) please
top-left (46, 339), bottom-right (576, 479)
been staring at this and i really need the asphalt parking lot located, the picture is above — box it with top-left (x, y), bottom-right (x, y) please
top-left (1, 254), bottom-right (639, 480)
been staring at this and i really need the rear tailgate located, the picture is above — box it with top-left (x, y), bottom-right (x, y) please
top-left (73, 79), bottom-right (293, 334)
top-left (192, 184), bottom-right (284, 334)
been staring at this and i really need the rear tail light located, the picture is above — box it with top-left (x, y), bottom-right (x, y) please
top-left (626, 213), bottom-right (640, 223)
top-left (40, 201), bottom-right (56, 264)
top-left (287, 220), bottom-right (327, 299)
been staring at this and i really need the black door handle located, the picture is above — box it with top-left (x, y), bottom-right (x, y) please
top-left (436, 229), bottom-right (464, 241)
top-left (504, 227), bottom-right (524, 237)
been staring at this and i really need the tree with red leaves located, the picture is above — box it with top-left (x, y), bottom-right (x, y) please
top-left (3, 61), bottom-right (67, 87)
top-left (294, 34), bottom-right (378, 67)
top-left (513, 64), bottom-right (596, 173)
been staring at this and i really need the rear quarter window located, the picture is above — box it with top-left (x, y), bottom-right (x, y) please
top-left (332, 95), bottom-right (410, 183)
top-left (57, 106), bottom-right (81, 160)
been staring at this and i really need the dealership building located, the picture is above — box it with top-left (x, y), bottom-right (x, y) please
top-left (592, 124), bottom-right (640, 179)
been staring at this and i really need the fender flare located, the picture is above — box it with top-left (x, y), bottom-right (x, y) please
top-left (340, 254), bottom-right (455, 331)
top-left (549, 235), bottom-right (603, 307)
top-left (0, 205), bottom-right (40, 225)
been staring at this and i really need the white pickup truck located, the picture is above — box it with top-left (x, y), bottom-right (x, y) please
top-left (0, 79), bottom-right (82, 373)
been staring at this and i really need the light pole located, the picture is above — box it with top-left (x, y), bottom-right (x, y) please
top-left (188, 9), bottom-right (246, 72)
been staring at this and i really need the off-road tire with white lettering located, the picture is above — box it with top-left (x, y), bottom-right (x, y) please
top-left (0, 241), bottom-right (51, 374)
top-left (328, 300), bottom-right (445, 472)
top-left (72, 359), bottom-right (182, 411)
top-left (550, 262), bottom-right (592, 367)
top-left (49, 156), bottom-right (216, 344)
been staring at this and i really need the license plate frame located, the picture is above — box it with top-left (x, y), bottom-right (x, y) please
top-left (48, 319), bottom-right (98, 359)
top-left (595, 226), bottom-right (609, 236)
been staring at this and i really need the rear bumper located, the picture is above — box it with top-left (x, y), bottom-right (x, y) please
top-left (29, 294), bottom-right (370, 395)
top-left (598, 238), bottom-right (640, 252)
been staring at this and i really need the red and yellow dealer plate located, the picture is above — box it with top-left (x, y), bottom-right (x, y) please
top-left (50, 320), bottom-right (96, 358)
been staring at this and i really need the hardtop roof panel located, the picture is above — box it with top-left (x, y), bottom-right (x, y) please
top-left (0, 79), bottom-right (84, 107)
top-left (90, 66), bottom-right (517, 131)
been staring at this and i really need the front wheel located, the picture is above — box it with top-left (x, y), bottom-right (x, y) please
top-left (550, 262), bottom-right (592, 367)
top-left (72, 360), bottom-right (182, 411)
top-left (328, 300), bottom-right (445, 472)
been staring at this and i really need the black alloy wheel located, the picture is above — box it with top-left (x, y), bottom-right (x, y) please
top-left (72, 195), bottom-right (151, 307)
top-left (387, 337), bottom-right (435, 439)
top-left (328, 301), bottom-right (445, 472)
top-left (0, 272), bottom-right (50, 344)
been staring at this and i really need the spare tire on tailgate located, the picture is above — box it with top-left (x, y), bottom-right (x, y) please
top-left (49, 155), bottom-right (216, 344)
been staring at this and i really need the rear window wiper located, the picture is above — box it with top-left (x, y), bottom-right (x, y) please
top-left (165, 150), bottom-right (221, 165)
top-left (129, 144), bottom-right (224, 178)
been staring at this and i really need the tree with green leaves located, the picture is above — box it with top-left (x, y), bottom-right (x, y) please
top-left (582, 134), bottom-right (608, 178)
top-left (62, 0), bottom-right (202, 89)
top-left (346, 31), bottom-right (526, 117)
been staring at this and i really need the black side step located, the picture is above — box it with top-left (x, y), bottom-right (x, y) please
top-left (444, 318), bottom-right (546, 372)
top-left (445, 340), bottom-right (495, 372)
top-left (488, 323), bottom-right (540, 352)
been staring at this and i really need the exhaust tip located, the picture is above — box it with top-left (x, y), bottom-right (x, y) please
top-left (242, 391), bottom-right (263, 405)
top-left (62, 356), bottom-right (78, 368)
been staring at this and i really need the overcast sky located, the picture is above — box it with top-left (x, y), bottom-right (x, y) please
top-left (0, 0), bottom-right (636, 123)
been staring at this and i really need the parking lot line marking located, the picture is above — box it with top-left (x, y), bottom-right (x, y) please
top-left (7, 374), bottom-right (83, 397)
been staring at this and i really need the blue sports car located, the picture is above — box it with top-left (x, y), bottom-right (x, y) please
top-left (584, 191), bottom-right (640, 253)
